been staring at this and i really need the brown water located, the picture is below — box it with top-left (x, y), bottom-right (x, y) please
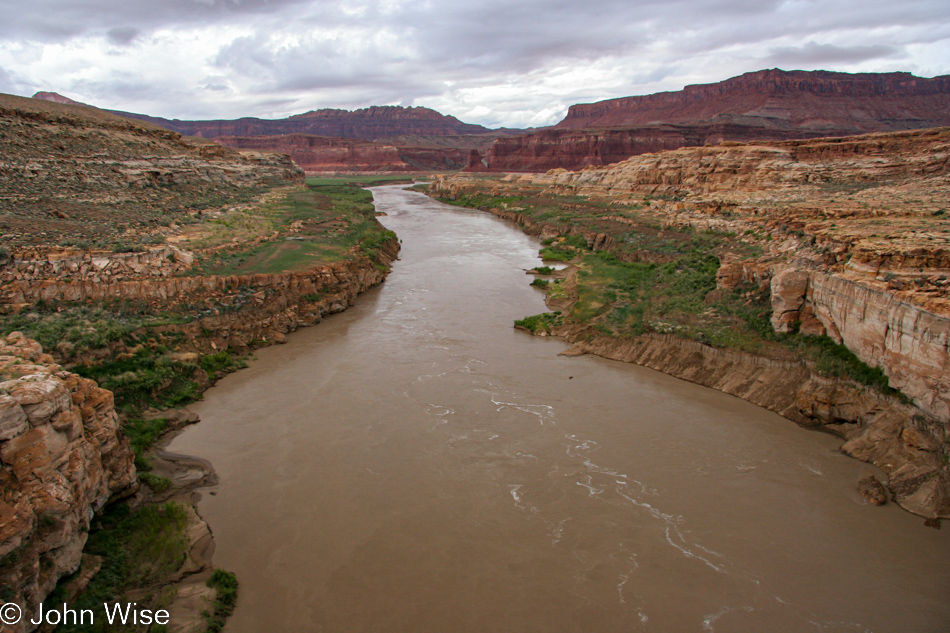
top-left (170, 186), bottom-right (950, 633)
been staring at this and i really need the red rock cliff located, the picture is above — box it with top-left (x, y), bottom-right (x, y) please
top-left (111, 105), bottom-right (489, 142)
top-left (476, 70), bottom-right (950, 172)
top-left (215, 134), bottom-right (469, 172)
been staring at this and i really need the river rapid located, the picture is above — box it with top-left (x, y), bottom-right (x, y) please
top-left (169, 186), bottom-right (950, 632)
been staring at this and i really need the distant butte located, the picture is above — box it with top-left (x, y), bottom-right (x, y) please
top-left (470, 69), bottom-right (950, 171)
top-left (32, 68), bottom-right (950, 173)
top-left (30, 92), bottom-right (512, 172)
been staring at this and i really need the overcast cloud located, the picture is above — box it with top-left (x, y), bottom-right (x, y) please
top-left (0, 0), bottom-right (947, 128)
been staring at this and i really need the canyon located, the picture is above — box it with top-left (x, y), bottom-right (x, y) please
top-left (0, 93), bottom-right (399, 630)
top-left (430, 125), bottom-right (950, 518)
top-left (31, 92), bottom-right (506, 174)
top-left (35, 69), bottom-right (950, 175)
top-left (4, 72), bottom-right (949, 630)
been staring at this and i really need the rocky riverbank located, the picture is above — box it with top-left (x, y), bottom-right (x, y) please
top-left (428, 127), bottom-right (949, 519)
top-left (0, 232), bottom-right (399, 632)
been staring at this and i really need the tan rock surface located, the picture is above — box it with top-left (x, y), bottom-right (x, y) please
top-left (0, 332), bottom-right (136, 631)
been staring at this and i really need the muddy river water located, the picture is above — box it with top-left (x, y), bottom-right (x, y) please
top-left (170, 186), bottom-right (950, 632)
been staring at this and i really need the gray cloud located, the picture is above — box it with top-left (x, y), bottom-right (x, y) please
top-left (106, 27), bottom-right (139, 46)
top-left (2, 0), bottom-right (948, 126)
top-left (766, 42), bottom-right (902, 66)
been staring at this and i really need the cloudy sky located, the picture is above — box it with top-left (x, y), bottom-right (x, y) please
top-left (0, 0), bottom-right (947, 128)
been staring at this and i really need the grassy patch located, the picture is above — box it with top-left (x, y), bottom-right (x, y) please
top-left (188, 184), bottom-right (394, 276)
top-left (53, 502), bottom-right (190, 633)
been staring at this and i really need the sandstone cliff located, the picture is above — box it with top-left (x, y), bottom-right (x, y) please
top-left (430, 126), bottom-right (950, 518)
top-left (0, 332), bottom-right (136, 623)
top-left (472, 69), bottom-right (950, 172)
top-left (558, 69), bottom-right (950, 131)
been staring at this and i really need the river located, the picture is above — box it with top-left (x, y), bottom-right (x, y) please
top-left (169, 185), bottom-right (950, 632)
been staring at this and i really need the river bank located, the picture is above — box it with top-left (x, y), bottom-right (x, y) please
top-left (169, 186), bottom-right (950, 633)
top-left (426, 158), bottom-right (950, 521)
top-left (1, 181), bottom-right (399, 632)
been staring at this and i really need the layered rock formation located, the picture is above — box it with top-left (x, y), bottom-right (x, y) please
top-left (215, 134), bottom-right (470, 173)
top-left (1, 93), bottom-right (303, 250)
top-left (102, 105), bottom-right (489, 142)
top-left (558, 69), bottom-right (950, 131)
top-left (0, 332), bottom-right (136, 624)
top-left (2, 242), bottom-right (399, 356)
top-left (430, 125), bottom-right (950, 517)
top-left (1, 245), bottom-right (195, 287)
top-left (472, 69), bottom-right (950, 171)
top-left (30, 92), bottom-right (520, 173)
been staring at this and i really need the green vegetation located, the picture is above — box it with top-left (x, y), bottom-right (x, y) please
top-left (53, 502), bottom-right (190, 633)
top-left (440, 192), bottom-right (528, 209)
top-left (514, 312), bottom-right (562, 334)
top-left (449, 188), bottom-right (905, 399)
top-left (138, 472), bottom-right (172, 493)
top-left (189, 184), bottom-right (395, 276)
top-left (532, 266), bottom-right (554, 275)
top-left (530, 278), bottom-right (549, 289)
top-left (0, 306), bottom-right (189, 360)
top-left (204, 569), bottom-right (239, 633)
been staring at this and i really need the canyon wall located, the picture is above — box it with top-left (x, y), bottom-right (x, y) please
top-left (1, 240), bottom-right (399, 355)
top-left (557, 69), bottom-right (950, 131)
top-left (429, 125), bottom-right (950, 517)
top-left (0, 332), bottom-right (137, 621)
top-left (106, 105), bottom-right (489, 142)
top-left (771, 270), bottom-right (950, 422)
top-left (215, 134), bottom-right (469, 172)
top-left (1, 246), bottom-right (195, 286)
top-left (472, 69), bottom-right (950, 172)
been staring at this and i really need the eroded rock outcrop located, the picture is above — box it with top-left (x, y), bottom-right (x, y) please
top-left (0, 332), bottom-right (136, 625)
top-left (429, 125), bottom-right (950, 518)
top-left (771, 269), bottom-right (950, 421)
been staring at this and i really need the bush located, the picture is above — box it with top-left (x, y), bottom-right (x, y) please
top-left (514, 312), bottom-right (562, 334)
top-left (205, 569), bottom-right (239, 633)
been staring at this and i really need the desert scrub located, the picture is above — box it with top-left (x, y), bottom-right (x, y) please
top-left (0, 305), bottom-right (190, 359)
top-left (200, 349), bottom-right (248, 381)
top-left (568, 250), bottom-right (719, 332)
top-left (189, 184), bottom-right (394, 276)
top-left (138, 472), bottom-right (172, 493)
top-left (77, 349), bottom-right (201, 412)
top-left (438, 192), bottom-right (527, 209)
